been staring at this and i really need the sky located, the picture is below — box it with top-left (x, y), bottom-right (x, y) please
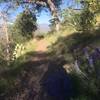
top-left (0, 0), bottom-right (79, 24)
top-left (37, 0), bottom-right (68, 24)
top-left (37, 0), bottom-right (81, 24)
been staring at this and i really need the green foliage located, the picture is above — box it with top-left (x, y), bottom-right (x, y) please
top-left (0, 39), bottom-right (14, 65)
top-left (49, 28), bottom-right (100, 99)
top-left (72, 96), bottom-right (89, 100)
top-left (61, 8), bottom-right (81, 31)
top-left (0, 78), bottom-right (9, 95)
top-left (0, 43), bottom-right (5, 59)
top-left (0, 42), bottom-right (36, 98)
top-left (79, 0), bottom-right (100, 31)
top-left (61, 0), bottom-right (100, 32)
top-left (13, 11), bottom-right (37, 39)
top-left (11, 39), bottom-right (36, 61)
top-left (12, 43), bottom-right (25, 61)
top-left (11, 39), bottom-right (36, 67)
top-left (49, 28), bottom-right (100, 60)
top-left (81, 0), bottom-right (100, 13)
top-left (80, 6), bottom-right (95, 31)
top-left (61, 8), bottom-right (96, 32)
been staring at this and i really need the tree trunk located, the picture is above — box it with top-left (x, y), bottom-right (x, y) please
top-left (4, 18), bottom-right (10, 65)
top-left (47, 0), bottom-right (60, 31)
top-left (0, 11), bottom-right (10, 65)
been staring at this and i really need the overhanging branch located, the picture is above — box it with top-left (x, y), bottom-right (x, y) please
top-left (16, 0), bottom-right (47, 7)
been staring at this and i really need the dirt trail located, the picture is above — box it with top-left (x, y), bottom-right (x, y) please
top-left (32, 39), bottom-right (49, 61)
top-left (3, 39), bottom-right (66, 100)
top-left (6, 39), bottom-right (50, 100)
top-left (35, 39), bottom-right (48, 52)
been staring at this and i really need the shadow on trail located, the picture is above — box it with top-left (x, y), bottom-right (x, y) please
top-left (0, 51), bottom-right (49, 100)
top-left (39, 58), bottom-right (74, 100)
top-left (0, 51), bottom-right (74, 100)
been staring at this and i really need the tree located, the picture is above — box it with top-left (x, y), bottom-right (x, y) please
top-left (79, 0), bottom-right (100, 32)
top-left (13, 10), bottom-right (37, 39)
top-left (61, 8), bottom-right (81, 31)
top-left (0, 0), bottom-right (62, 31)
top-left (61, 0), bottom-right (100, 32)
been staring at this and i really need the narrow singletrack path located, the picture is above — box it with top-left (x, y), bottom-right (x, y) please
top-left (35, 39), bottom-right (48, 52)
top-left (7, 39), bottom-right (50, 100)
